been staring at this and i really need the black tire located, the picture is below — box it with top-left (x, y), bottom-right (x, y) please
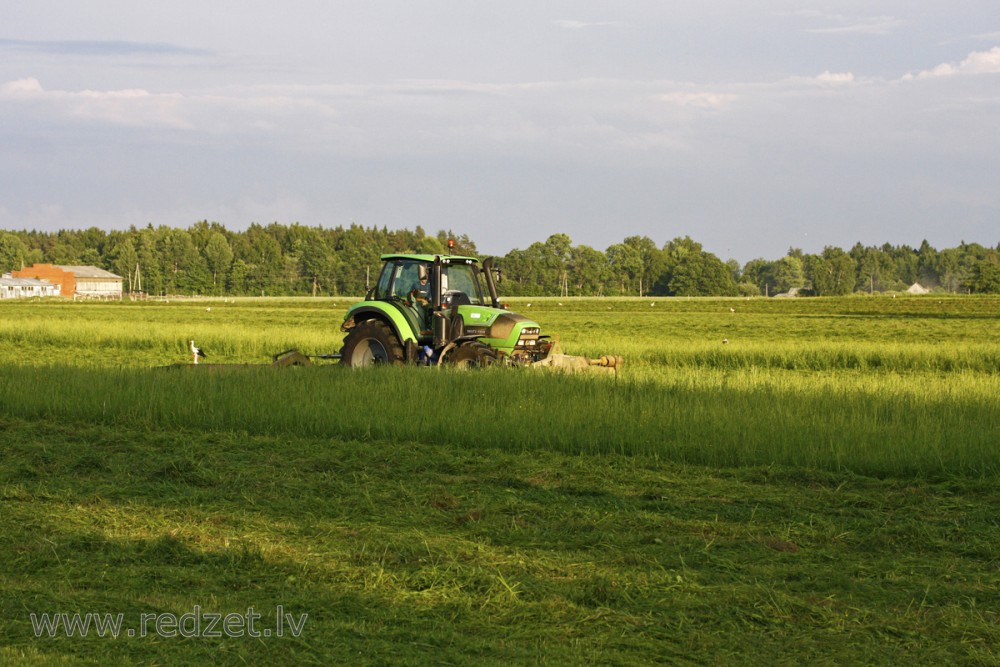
top-left (340, 319), bottom-right (405, 368)
top-left (447, 341), bottom-right (499, 368)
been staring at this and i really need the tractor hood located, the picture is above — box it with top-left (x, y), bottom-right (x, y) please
top-left (454, 305), bottom-right (541, 352)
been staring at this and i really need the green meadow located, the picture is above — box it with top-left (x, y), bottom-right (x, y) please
top-left (0, 296), bottom-right (998, 664)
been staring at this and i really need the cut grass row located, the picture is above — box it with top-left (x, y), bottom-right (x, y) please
top-left (2, 416), bottom-right (998, 665)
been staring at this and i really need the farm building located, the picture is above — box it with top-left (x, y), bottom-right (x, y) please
top-left (13, 264), bottom-right (123, 300)
top-left (0, 274), bottom-right (61, 299)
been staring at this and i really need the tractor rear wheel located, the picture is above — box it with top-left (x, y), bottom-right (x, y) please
top-left (447, 341), bottom-right (499, 368)
top-left (340, 319), bottom-right (405, 367)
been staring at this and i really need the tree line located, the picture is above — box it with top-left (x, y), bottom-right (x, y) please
top-left (1, 223), bottom-right (998, 296)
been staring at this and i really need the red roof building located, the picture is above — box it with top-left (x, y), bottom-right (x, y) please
top-left (13, 264), bottom-right (122, 299)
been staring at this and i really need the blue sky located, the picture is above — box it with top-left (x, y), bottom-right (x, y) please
top-left (1, 1), bottom-right (998, 262)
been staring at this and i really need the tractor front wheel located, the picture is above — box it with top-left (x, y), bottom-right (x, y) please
top-left (447, 341), bottom-right (499, 368)
top-left (340, 319), bottom-right (405, 368)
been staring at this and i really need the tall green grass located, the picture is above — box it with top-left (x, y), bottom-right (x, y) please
top-left (0, 364), bottom-right (995, 479)
top-left (1, 296), bottom-right (997, 478)
top-left (0, 299), bottom-right (351, 366)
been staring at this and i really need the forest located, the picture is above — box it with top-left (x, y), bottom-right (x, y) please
top-left (1, 222), bottom-right (998, 297)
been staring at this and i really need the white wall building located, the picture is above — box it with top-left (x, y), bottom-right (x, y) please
top-left (0, 274), bottom-right (61, 299)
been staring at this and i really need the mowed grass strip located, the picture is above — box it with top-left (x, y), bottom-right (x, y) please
top-left (1, 417), bottom-right (998, 665)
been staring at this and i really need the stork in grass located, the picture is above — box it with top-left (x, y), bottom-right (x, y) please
top-left (189, 340), bottom-right (207, 365)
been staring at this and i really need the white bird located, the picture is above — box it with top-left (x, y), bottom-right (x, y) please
top-left (730, 307), bottom-right (735, 313)
top-left (722, 338), bottom-right (729, 345)
top-left (190, 340), bottom-right (207, 364)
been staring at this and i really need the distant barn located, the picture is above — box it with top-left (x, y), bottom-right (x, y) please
top-left (0, 274), bottom-right (60, 299)
top-left (13, 264), bottom-right (123, 300)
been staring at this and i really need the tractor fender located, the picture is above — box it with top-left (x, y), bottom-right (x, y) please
top-left (341, 303), bottom-right (419, 345)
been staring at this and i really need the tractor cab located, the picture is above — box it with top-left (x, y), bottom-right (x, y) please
top-left (371, 256), bottom-right (489, 340)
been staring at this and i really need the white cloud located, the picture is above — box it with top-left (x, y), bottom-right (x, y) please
top-left (807, 17), bottom-right (903, 35)
top-left (0, 77), bottom-right (44, 94)
top-left (74, 88), bottom-right (190, 129)
top-left (815, 71), bottom-right (855, 84)
top-left (658, 91), bottom-right (738, 109)
top-left (780, 11), bottom-right (903, 36)
top-left (904, 46), bottom-right (1000, 79)
top-left (1, 78), bottom-right (192, 129)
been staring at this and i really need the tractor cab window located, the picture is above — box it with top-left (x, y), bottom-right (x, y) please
top-left (442, 264), bottom-right (484, 306)
top-left (373, 263), bottom-right (394, 300)
top-left (390, 261), bottom-right (430, 301)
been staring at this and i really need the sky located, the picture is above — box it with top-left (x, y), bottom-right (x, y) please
top-left (1, 1), bottom-right (998, 263)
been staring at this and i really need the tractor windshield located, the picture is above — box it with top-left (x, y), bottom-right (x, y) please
top-left (374, 258), bottom-right (486, 307)
top-left (442, 264), bottom-right (485, 305)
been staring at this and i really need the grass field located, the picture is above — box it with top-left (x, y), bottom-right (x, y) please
top-left (0, 295), bottom-right (998, 664)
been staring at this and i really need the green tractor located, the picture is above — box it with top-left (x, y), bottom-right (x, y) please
top-left (338, 250), bottom-right (621, 373)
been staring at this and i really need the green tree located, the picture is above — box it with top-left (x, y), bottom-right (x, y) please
top-left (136, 227), bottom-right (163, 295)
top-left (726, 258), bottom-right (741, 282)
top-left (656, 236), bottom-right (737, 296)
top-left (917, 240), bottom-right (939, 287)
top-left (162, 228), bottom-right (211, 294)
top-left (498, 248), bottom-right (531, 296)
top-left (804, 247), bottom-right (855, 296)
top-left (606, 243), bottom-right (643, 295)
top-left (334, 225), bottom-right (382, 295)
top-left (109, 238), bottom-right (140, 291)
top-left (418, 236), bottom-right (446, 255)
top-left (771, 255), bottom-right (805, 294)
top-left (852, 243), bottom-right (898, 293)
top-left (203, 232), bottom-right (234, 292)
top-left (623, 235), bottom-right (663, 297)
top-left (890, 244), bottom-right (919, 288)
top-left (0, 232), bottom-right (29, 272)
top-left (544, 234), bottom-right (573, 296)
top-left (935, 248), bottom-right (967, 293)
top-left (436, 230), bottom-right (477, 256)
top-left (500, 236), bottom-right (571, 296)
top-left (970, 261), bottom-right (1000, 293)
top-left (295, 229), bottom-right (336, 296)
top-left (568, 245), bottom-right (611, 296)
top-left (228, 259), bottom-right (251, 295)
top-left (741, 258), bottom-right (774, 296)
top-left (248, 232), bottom-right (283, 296)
